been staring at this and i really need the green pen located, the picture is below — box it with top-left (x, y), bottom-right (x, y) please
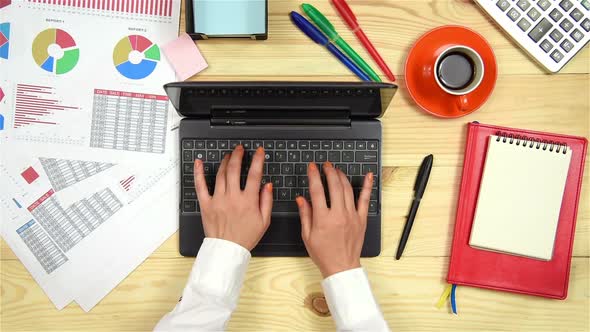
top-left (301, 3), bottom-right (381, 82)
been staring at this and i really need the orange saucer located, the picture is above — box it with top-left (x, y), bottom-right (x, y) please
top-left (405, 26), bottom-right (497, 118)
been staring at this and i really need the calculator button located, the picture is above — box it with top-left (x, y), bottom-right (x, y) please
top-left (550, 49), bottom-right (565, 62)
top-left (560, 39), bottom-right (574, 52)
top-left (582, 0), bottom-right (590, 11)
top-left (560, 18), bottom-right (574, 32)
top-left (540, 39), bottom-right (553, 53)
top-left (507, 8), bottom-right (521, 21)
top-left (570, 29), bottom-right (584, 42)
top-left (570, 8), bottom-right (584, 22)
top-left (550, 8), bottom-right (564, 22)
top-left (537, 0), bottom-right (551, 11)
top-left (517, 18), bottom-right (532, 31)
top-left (496, 0), bottom-right (510, 12)
top-left (528, 18), bottom-right (552, 42)
top-left (527, 7), bottom-right (541, 21)
top-left (516, 0), bottom-right (531, 11)
top-left (559, 0), bottom-right (573, 12)
top-left (583, 19), bottom-right (590, 32)
top-left (550, 29), bottom-right (564, 42)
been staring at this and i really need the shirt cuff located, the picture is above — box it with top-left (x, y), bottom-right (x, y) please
top-left (185, 238), bottom-right (251, 307)
top-left (322, 268), bottom-right (389, 331)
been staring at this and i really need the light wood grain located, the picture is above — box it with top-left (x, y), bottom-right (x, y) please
top-left (2, 0), bottom-right (589, 331)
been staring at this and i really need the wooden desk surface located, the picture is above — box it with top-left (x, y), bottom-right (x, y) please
top-left (2, 1), bottom-right (589, 331)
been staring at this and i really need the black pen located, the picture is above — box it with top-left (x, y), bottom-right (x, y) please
top-left (395, 154), bottom-right (433, 260)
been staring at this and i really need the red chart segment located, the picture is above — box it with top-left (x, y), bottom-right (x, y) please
top-left (120, 176), bottom-right (135, 192)
top-left (133, 35), bottom-right (152, 52)
top-left (14, 84), bottom-right (80, 128)
top-left (56, 29), bottom-right (76, 49)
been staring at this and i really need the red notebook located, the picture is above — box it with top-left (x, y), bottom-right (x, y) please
top-left (447, 122), bottom-right (587, 299)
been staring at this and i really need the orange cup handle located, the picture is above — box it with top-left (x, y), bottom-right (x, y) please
top-left (456, 94), bottom-right (470, 112)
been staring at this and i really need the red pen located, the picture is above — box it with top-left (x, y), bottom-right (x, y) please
top-left (331, 0), bottom-right (396, 82)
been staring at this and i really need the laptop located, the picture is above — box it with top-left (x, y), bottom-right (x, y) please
top-left (164, 82), bottom-right (397, 257)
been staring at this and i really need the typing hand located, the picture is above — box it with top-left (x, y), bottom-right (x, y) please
top-left (296, 162), bottom-right (374, 278)
top-left (194, 145), bottom-right (273, 251)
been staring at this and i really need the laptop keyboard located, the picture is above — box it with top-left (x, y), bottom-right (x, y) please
top-left (181, 139), bottom-right (380, 214)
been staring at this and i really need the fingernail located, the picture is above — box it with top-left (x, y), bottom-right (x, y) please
top-left (236, 144), bottom-right (243, 151)
top-left (295, 196), bottom-right (304, 207)
top-left (266, 183), bottom-right (273, 192)
top-left (256, 146), bottom-right (264, 153)
top-left (368, 172), bottom-right (374, 181)
top-left (309, 162), bottom-right (317, 171)
top-left (325, 161), bottom-right (333, 168)
top-left (195, 159), bottom-right (203, 168)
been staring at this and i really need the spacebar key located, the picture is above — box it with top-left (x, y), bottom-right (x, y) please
top-left (272, 201), bottom-right (299, 213)
top-left (528, 18), bottom-right (552, 42)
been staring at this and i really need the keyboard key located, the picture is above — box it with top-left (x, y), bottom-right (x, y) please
top-left (540, 39), bottom-right (553, 53)
top-left (302, 151), bottom-right (314, 162)
top-left (362, 164), bottom-right (378, 175)
top-left (528, 18), bottom-right (552, 42)
top-left (183, 150), bottom-right (192, 162)
top-left (275, 151), bottom-right (287, 162)
top-left (560, 18), bottom-right (573, 32)
top-left (297, 176), bottom-right (309, 187)
top-left (221, 150), bottom-right (232, 159)
top-left (207, 151), bottom-right (219, 161)
top-left (348, 164), bottom-right (361, 175)
top-left (287, 141), bottom-right (298, 149)
top-left (271, 176), bottom-right (283, 187)
top-left (183, 175), bottom-right (194, 187)
top-left (370, 189), bottom-right (378, 201)
top-left (328, 151), bottom-right (341, 162)
top-left (517, 18), bottom-right (532, 31)
top-left (344, 141), bottom-right (355, 149)
top-left (281, 164), bottom-right (294, 174)
top-left (288, 151), bottom-right (301, 162)
top-left (335, 164), bottom-right (347, 173)
top-left (260, 176), bottom-right (271, 186)
top-left (507, 8), bottom-right (521, 21)
top-left (570, 8), bottom-right (584, 22)
top-left (571, 29), bottom-right (584, 42)
top-left (183, 163), bottom-right (194, 174)
top-left (583, 18), bottom-right (590, 32)
top-left (230, 140), bottom-right (241, 149)
top-left (298, 141), bottom-right (309, 149)
top-left (315, 151), bottom-right (327, 162)
top-left (537, 0), bottom-right (551, 11)
top-left (203, 163), bottom-right (214, 174)
top-left (285, 176), bottom-right (296, 187)
top-left (263, 151), bottom-right (272, 161)
top-left (496, 0), bottom-right (510, 12)
top-left (333, 141), bottom-right (343, 149)
top-left (355, 151), bottom-right (378, 162)
top-left (550, 29), bottom-right (564, 42)
top-left (194, 151), bottom-right (206, 161)
top-left (195, 140), bottom-right (205, 149)
top-left (278, 188), bottom-right (290, 200)
top-left (321, 141), bottom-right (332, 149)
top-left (310, 141), bottom-right (321, 150)
top-left (218, 140), bottom-right (228, 149)
top-left (560, 39), bottom-right (574, 52)
top-left (295, 164), bottom-right (307, 175)
top-left (276, 141), bottom-right (286, 149)
top-left (368, 201), bottom-right (378, 214)
top-left (183, 200), bottom-right (196, 212)
top-left (183, 188), bottom-right (197, 199)
top-left (355, 141), bottom-right (367, 150)
top-left (527, 7), bottom-right (541, 21)
top-left (268, 163), bottom-right (280, 175)
top-left (551, 49), bottom-right (565, 62)
top-left (207, 141), bottom-right (217, 149)
top-left (253, 141), bottom-right (263, 148)
top-left (367, 142), bottom-right (378, 150)
top-left (342, 151), bottom-right (354, 162)
top-left (516, 0), bottom-right (530, 11)
top-left (559, 0), bottom-right (573, 11)
top-left (264, 141), bottom-right (275, 149)
top-left (291, 188), bottom-right (304, 200)
top-left (182, 140), bottom-right (194, 149)
top-left (549, 8), bottom-right (564, 22)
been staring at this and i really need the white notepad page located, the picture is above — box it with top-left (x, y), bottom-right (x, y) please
top-left (469, 135), bottom-right (572, 261)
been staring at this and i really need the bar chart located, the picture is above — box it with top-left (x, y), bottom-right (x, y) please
top-left (25, 0), bottom-right (174, 20)
top-left (14, 84), bottom-right (80, 129)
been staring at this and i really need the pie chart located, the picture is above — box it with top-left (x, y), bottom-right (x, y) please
top-left (32, 28), bottom-right (79, 75)
top-left (113, 35), bottom-right (160, 80)
top-left (0, 23), bottom-right (10, 60)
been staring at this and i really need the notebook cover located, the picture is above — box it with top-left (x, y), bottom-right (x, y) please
top-left (447, 122), bottom-right (588, 299)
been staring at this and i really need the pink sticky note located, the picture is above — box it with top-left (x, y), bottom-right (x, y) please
top-left (163, 33), bottom-right (208, 81)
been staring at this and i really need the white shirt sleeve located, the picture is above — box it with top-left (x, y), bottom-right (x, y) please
top-left (322, 268), bottom-right (390, 332)
top-left (154, 238), bottom-right (251, 332)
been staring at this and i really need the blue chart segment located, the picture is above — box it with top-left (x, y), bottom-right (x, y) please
top-left (0, 22), bottom-right (9, 59)
top-left (113, 35), bottom-right (160, 80)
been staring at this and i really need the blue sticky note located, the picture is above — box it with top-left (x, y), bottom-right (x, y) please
top-left (193, 0), bottom-right (266, 36)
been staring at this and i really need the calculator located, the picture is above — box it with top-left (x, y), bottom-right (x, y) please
top-left (475, 0), bottom-right (590, 73)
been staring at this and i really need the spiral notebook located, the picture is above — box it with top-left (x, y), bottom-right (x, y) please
top-left (448, 122), bottom-right (587, 299)
top-left (469, 135), bottom-right (572, 261)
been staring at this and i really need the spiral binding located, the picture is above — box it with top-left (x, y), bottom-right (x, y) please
top-left (495, 131), bottom-right (568, 154)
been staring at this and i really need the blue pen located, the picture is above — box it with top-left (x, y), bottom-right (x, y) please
top-left (289, 11), bottom-right (370, 82)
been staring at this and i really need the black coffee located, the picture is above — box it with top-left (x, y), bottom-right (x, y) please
top-left (437, 52), bottom-right (475, 90)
